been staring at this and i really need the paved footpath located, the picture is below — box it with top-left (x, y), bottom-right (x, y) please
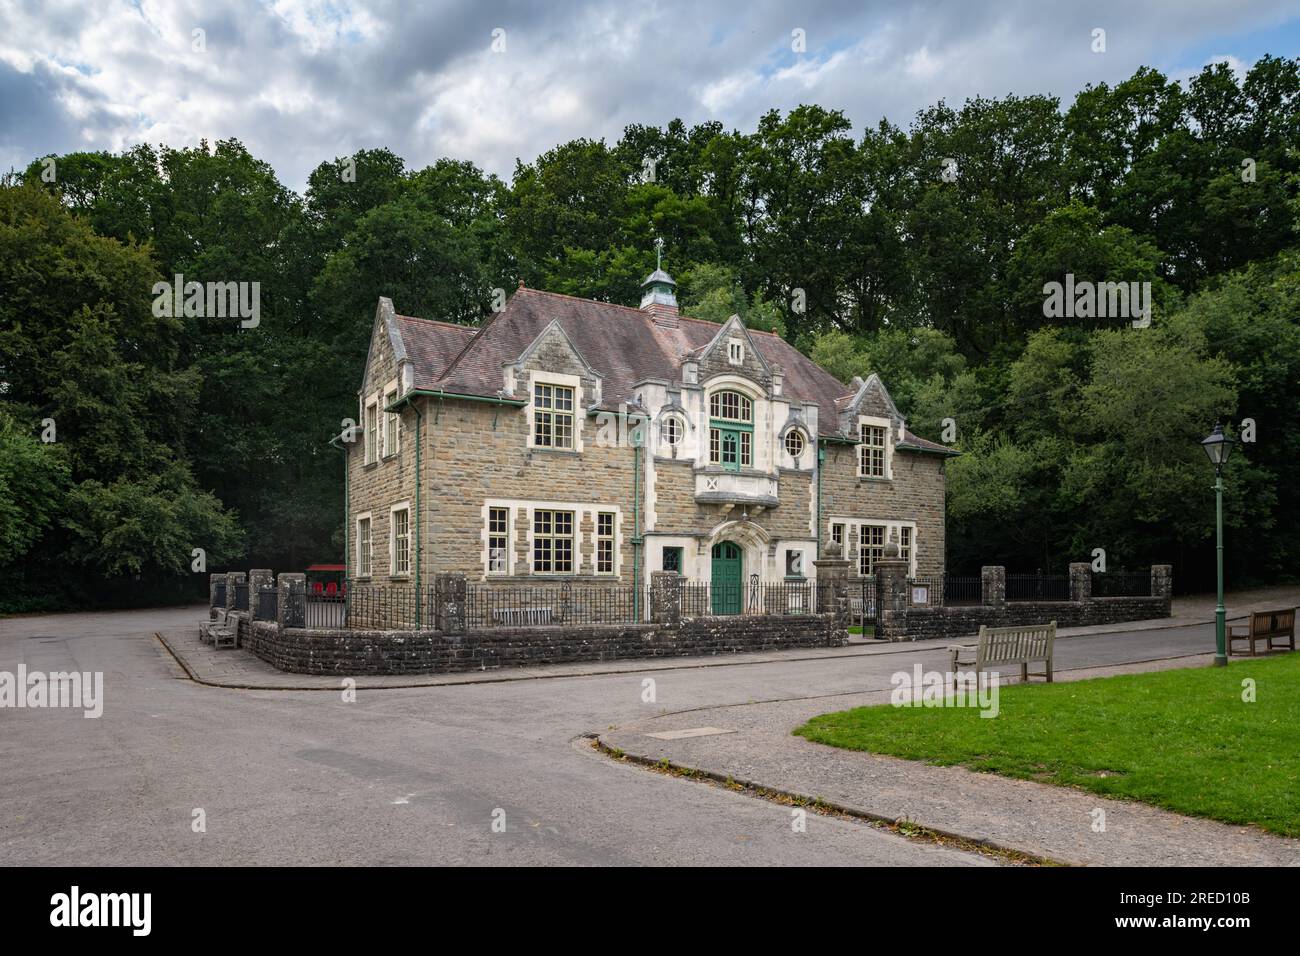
top-left (3, 590), bottom-right (1299, 866)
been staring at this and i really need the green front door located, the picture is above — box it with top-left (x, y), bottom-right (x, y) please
top-left (711, 542), bottom-right (743, 615)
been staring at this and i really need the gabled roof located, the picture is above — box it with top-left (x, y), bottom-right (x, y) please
top-left (386, 285), bottom-right (956, 453)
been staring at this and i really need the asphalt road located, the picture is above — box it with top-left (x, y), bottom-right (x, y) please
top-left (0, 605), bottom-right (1223, 866)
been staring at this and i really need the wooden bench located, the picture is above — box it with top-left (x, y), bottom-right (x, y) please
top-left (200, 608), bottom-right (239, 649)
top-left (1228, 608), bottom-right (1295, 656)
top-left (950, 621), bottom-right (1055, 689)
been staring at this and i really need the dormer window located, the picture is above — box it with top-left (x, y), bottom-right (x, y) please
top-left (533, 382), bottom-right (575, 449)
top-left (858, 419), bottom-right (890, 478)
top-left (727, 338), bottom-right (744, 365)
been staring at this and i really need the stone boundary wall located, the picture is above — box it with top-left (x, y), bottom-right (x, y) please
top-left (893, 597), bottom-right (1170, 642)
top-left (242, 613), bottom-right (844, 676)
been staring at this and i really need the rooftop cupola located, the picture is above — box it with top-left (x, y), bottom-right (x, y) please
top-left (640, 237), bottom-right (679, 328)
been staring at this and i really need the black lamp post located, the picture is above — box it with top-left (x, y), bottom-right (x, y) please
top-left (1200, 424), bottom-right (1236, 666)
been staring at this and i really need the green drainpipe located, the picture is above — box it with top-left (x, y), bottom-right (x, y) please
top-left (329, 432), bottom-right (350, 579)
top-left (633, 436), bottom-right (642, 621)
top-left (414, 399), bottom-right (423, 628)
top-left (816, 444), bottom-right (825, 557)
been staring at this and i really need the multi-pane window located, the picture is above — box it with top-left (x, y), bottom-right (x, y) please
top-left (662, 547), bottom-right (682, 573)
top-left (710, 391), bottom-right (751, 422)
top-left (831, 523), bottom-right (844, 548)
top-left (533, 510), bottom-right (574, 573)
top-left (785, 550), bottom-right (804, 578)
top-left (859, 525), bottom-right (885, 576)
top-left (785, 430), bottom-right (805, 459)
top-left (488, 507), bottom-right (509, 574)
top-left (533, 383), bottom-right (575, 449)
top-left (365, 401), bottom-right (378, 463)
top-left (383, 388), bottom-right (399, 457)
top-left (357, 517), bottom-right (372, 577)
top-left (727, 340), bottom-right (744, 365)
top-left (859, 424), bottom-right (887, 477)
top-left (596, 512), bottom-right (615, 574)
top-left (899, 526), bottom-right (912, 567)
top-left (391, 507), bottom-right (410, 576)
top-left (662, 416), bottom-right (681, 448)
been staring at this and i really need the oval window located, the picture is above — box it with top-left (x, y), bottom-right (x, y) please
top-left (785, 430), bottom-right (805, 459)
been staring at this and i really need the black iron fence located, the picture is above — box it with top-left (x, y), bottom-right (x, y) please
top-left (344, 584), bottom-right (424, 629)
top-left (1007, 573), bottom-right (1070, 602)
top-left (233, 581), bottom-right (249, 611)
top-left (846, 577), bottom-right (877, 626)
top-left (256, 586), bottom-right (278, 621)
top-left (464, 582), bottom-right (643, 628)
top-left (1091, 571), bottom-right (1151, 597)
top-left (213, 580), bottom-right (227, 606)
top-left (679, 578), bottom-right (828, 618)
top-left (943, 574), bottom-right (982, 606)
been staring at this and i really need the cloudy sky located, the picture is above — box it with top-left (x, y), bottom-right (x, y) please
top-left (2, 0), bottom-right (1297, 191)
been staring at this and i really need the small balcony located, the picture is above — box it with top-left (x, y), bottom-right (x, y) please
top-left (694, 468), bottom-right (779, 512)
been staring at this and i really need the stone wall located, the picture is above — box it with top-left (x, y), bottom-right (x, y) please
top-left (244, 613), bottom-right (845, 676)
top-left (819, 443), bottom-right (947, 578)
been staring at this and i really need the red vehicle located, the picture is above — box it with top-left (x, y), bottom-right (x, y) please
top-left (305, 564), bottom-right (347, 601)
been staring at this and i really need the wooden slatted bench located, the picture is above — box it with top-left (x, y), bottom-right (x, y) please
top-left (949, 621), bottom-right (1056, 690)
top-left (1228, 608), bottom-right (1295, 656)
top-left (200, 608), bottom-right (238, 649)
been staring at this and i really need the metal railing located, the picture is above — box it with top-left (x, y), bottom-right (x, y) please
top-left (233, 581), bottom-right (249, 611)
top-left (943, 575), bottom-right (982, 606)
top-left (256, 586), bottom-right (278, 621)
top-left (1091, 571), bottom-right (1151, 597)
top-left (213, 580), bottom-right (227, 606)
top-left (464, 582), bottom-right (645, 629)
top-left (1006, 573), bottom-right (1070, 602)
top-left (344, 584), bottom-right (426, 630)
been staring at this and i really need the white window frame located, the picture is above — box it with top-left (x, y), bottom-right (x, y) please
top-left (355, 513), bottom-right (373, 579)
top-left (532, 508), bottom-right (575, 574)
top-left (389, 502), bottom-right (411, 578)
top-left (364, 398), bottom-right (379, 465)
top-left (595, 511), bottom-right (616, 575)
top-left (857, 415), bottom-right (892, 479)
top-left (727, 338), bottom-right (745, 365)
top-left (382, 385), bottom-right (399, 457)
top-left (487, 506), bottom-right (510, 575)
top-left (527, 372), bottom-right (582, 452)
top-left (830, 516), bottom-right (918, 576)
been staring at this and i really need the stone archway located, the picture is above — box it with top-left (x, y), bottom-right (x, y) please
top-left (706, 518), bottom-right (771, 594)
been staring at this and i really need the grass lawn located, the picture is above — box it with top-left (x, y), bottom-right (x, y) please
top-left (794, 654), bottom-right (1300, 837)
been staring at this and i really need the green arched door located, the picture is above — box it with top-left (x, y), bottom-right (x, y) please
top-left (711, 542), bottom-right (743, 615)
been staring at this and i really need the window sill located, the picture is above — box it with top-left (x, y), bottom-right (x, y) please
top-left (389, 574), bottom-right (411, 581)
top-left (528, 446), bottom-right (581, 457)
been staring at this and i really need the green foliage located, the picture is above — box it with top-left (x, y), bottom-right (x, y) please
top-left (3, 54), bottom-right (1298, 607)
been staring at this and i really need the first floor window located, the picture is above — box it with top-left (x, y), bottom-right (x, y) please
top-left (859, 524), bottom-right (885, 576)
top-left (785, 430), bottom-right (805, 459)
top-left (662, 416), bottom-right (681, 448)
top-left (383, 388), bottom-right (399, 456)
top-left (357, 517), bottom-right (372, 577)
top-left (596, 512), bottom-right (615, 574)
top-left (710, 427), bottom-right (751, 470)
top-left (533, 382), bottom-right (575, 449)
top-left (365, 401), bottom-right (378, 463)
top-left (533, 510), bottom-right (574, 573)
top-left (859, 423), bottom-right (887, 477)
top-left (662, 547), bottom-right (682, 573)
top-left (391, 507), bottom-right (410, 576)
top-left (488, 507), bottom-right (509, 574)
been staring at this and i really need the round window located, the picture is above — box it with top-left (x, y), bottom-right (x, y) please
top-left (785, 430), bottom-right (805, 459)
top-left (663, 416), bottom-right (681, 445)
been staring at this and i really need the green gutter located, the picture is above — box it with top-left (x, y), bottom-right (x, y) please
top-left (896, 442), bottom-right (962, 458)
top-left (633, 422), bottom-right (642, 622)
top-left (406, 388), bottom-right (526, 407)
top-left (816, 445), bottom-right (824, 558)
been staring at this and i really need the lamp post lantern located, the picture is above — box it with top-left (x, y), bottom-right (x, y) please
top-left (1200, 424), bottom-right (1236, 667)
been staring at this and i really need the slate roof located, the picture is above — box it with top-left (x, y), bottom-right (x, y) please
top-left (392, 286), bottom-right (955, 453)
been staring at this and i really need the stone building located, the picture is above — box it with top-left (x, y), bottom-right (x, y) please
top-left (342, 265), bottom-right (956, 609)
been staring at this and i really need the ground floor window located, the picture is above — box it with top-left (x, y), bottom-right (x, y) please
top-left (533, 510), bottom-right (574, 573)
top-left (488, 506), bottom-right (509, 574)
top-left (391, 506), bottom-right (410, 576)
top-left (859, 524), bottom-right (885, 575)
top-left (899, 526), bottom-right (912, 567)
top-left (356, 516), bottom-right (372, 577)
top-left (831, 523), bottom-right (844, 549)
top-left (596, 512), bottom-right (615, 574)
top-left (662, 546), bottom-right (682, 573)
